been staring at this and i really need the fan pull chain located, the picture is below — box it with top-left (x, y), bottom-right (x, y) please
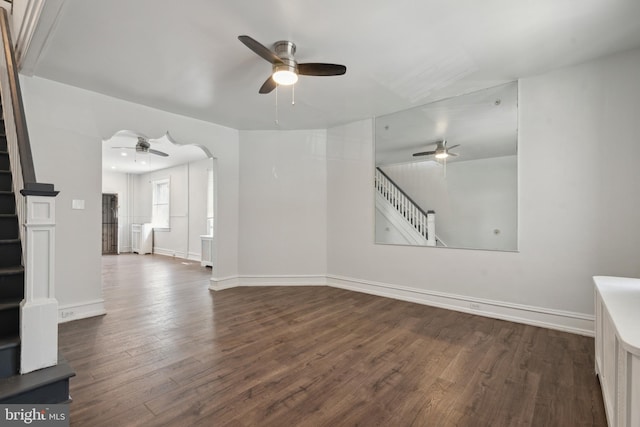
top-left (275, 84), bottom-right (279, 125)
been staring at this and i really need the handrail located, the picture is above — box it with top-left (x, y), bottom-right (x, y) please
top-left (0, 8), bottom-right (56, 199)
top-left (0, 8), bottom-right (35, 185)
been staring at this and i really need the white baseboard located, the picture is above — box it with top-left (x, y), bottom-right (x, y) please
top-left (208, 273), bottom-right (594, 336)
top-left (327, 275), bottom-right (594, 336)
top-left (187, 252), bottom-right (201, 262)
top-left (58, 299), bottom-right (106, 323)
top-left (209, 275), bottom-right (240, 291)
top-left (209, 275), bottom-right (326, 291)
top-left (153, 247), bottom-right (188, 259)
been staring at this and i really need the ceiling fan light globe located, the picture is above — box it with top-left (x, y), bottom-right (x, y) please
top-left (272, 62), bottom-right (298, 85)
top-left (272, 69), bottom-right (298, 85)
top-left (435, 152), bottom-right (449, 159)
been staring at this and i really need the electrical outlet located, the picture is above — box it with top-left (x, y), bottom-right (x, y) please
top-left (470, 303), bottom-right (481, 310)
top-left (61, 310), bottom-right (74, 319)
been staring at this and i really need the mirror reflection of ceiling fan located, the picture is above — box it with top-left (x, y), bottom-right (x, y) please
top-left (412, 140), bottom-right (460, 159)
top-left (111, 131), bottom-right (169, 157)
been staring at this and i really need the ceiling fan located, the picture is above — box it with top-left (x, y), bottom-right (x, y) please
top-left (238, 35), bottom-right (347, 94)
top-left (413, 140), bottom-right (460, 159)
top-left (112, 136), bottom-right (169, 157)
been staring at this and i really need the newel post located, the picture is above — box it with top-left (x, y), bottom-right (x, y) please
top-left (426, 210), bottom-right (436, 247)
top-left (19, 183), bottom-right (59, 374)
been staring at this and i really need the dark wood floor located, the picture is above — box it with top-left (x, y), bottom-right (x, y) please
top-left (59, 254), bottom-right (606, 426)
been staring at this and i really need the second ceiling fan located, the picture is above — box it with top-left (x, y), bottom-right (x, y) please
top-left (413, 140), bottom-right (460, 159)
top-left (238, 35), bottom-right (347, 94)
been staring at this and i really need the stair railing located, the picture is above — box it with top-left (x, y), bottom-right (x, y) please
top-left (375, 167), bottom-right (436, 246)
top-left (0, 8), bottom-right (60, 374)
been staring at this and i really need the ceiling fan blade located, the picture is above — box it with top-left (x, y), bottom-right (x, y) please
top-left (413, 150), bottom-right (436, 157)
top-left (238, 35), bottom-right (283, 64)
top-left (148, 149), bottom-right (169, 157)
top-left (447, 152), bottom-right (459, 157)
top-left (447, 144), bottom-right (460, 150)
top-left (298, 63), bottom-right (347, 76)
top-left (421, 139), bottom-right (445, 147)
top-left (259, 76), bottom-right (277, 94)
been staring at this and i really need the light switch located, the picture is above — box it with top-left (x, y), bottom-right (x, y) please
top-left (72, 199), bottom-right (85, 210)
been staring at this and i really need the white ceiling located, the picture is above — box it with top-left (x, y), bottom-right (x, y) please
top-left (24, 0), bottom-right (640, 131)
top-left (102, 130), bottom-right (210, 174)
top-left (375, 82), bottom-right (517, 166)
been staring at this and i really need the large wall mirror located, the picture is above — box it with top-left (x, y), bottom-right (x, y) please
top-left (374, 82), bottom-right (518, 251)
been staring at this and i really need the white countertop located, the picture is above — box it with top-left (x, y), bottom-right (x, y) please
top-left (594, 276), bottom-right (640, 355)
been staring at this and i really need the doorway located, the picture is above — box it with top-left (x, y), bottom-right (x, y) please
top-left (102, 193), bottom-right (118, 254)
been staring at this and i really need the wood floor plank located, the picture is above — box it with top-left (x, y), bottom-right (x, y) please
top-left (59, 254), bottom-right (607, 426)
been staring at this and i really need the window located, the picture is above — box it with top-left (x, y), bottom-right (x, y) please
top-left (152, 178), bottom-right (170, 229)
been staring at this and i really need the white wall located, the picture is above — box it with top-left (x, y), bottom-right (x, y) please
top-left (238, 130), bottom-right (327, 277)
top-left (133, 163), bottom-right (189, 257)
top-left (381, 156), bottom-right (518, 250)
top-left (102, 170), bottom-right (132, 252)
top-left (326, 48), bottom-right (640, 333)
top-left (188, 158), bottom-right (213, 259)
top-left (132, 158), bottom-right (211, 260)
top-left (375, 207), bottom-right (413, 246)
top-left (21, 76), bottom-right (239, 321)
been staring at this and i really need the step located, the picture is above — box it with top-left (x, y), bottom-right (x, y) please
top-left (0, 214), bottom-right (18, 240)
top-left (0, 135), bottom-right (6, 152)
top-left (0, 239), bottom-right (21, 268)
top-left (0, 266), bottom-right (24, 300)
top-left (0, 336), bottom-right (19, 379)
top-left (0, 355), bottom-right (75, 404)
top-left (0, 151), bottom-right (8, 171)
top-left (0, 171), bottom-right (10, 193)
top-left (0, 191), bottom-right (15, 215)
top-left (0, 300), bottom-right (19, 337)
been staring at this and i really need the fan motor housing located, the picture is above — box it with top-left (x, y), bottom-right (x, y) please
top-left (136, 139), bottom-right (151, 152)
top-left (273, 40), bottom-right (296, 59)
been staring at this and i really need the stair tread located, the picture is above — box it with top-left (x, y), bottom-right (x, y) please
top-left (0, 266), bottom-right (23, 275)
top-left (0, 238), bottom-right (19, 244)
top-left (0, 355), bottom-right (75, 401)
top-left (0, 336), bottom-right (19, 350)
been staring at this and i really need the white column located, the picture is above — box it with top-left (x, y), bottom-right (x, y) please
top-left (20, 195), bottom-right (58, 374)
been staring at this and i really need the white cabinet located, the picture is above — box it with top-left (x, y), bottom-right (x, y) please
top-left (594, 276), bottom-right (640, 427)
top-left (200, 235), bottom-right (214, 267)
top-left (131, 223), bottom-right (153, 255)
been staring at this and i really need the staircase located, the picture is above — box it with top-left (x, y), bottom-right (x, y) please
top-left (0, 103), bottom-right (74, 404)
top-left (375, 167), bottom-right (438, 246)
top-left (0, 5), bottom-right (74, 403)
top-left (0, 112), bottom-right (22, 381)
